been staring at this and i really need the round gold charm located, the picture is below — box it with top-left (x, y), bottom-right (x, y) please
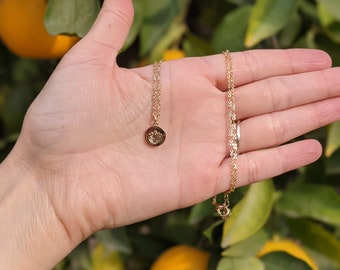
top-left (145, 126), bottom-right (166, 146)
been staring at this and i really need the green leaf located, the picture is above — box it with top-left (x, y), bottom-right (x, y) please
top-left (203, 220), bottom-right (225, 244)
top-left (326, 148), bottom-right (340, 175)
top-left (11, 58), bottom-right (40, 83)
top-left (276, 184), bottom-right (340, 226)
top-left (222, 229), bottom-right (269, 257)
top-left (245, 0), bottom-right (298, 47)
top-left (314, 34), bottom-right (340, 66)
top-left (53, 260), bottom-right (66, 270)
top-left (261, 252), bottom-right (312, 270)
top-left (316, 0), bottom-right (340, 21)
top-left (122, 0), bottom-right (144, 51)
top-left (68, 242), bottom-right (92, 270)
top-left (293, 30), bottom-right (317, 49)
top-left (325, 122), bottom-right (340, 157)
top-left (189, 199), bottom-right (214, 224)
top-left (279, 12), bottom-right (302, 48)
top-left (140, 0), bottom-right (185, 56)
top-left (0, 133), bottom-right (18, 151)
top-left (225, 0), bottom-right (253, 5)
top-left (217, 257), bottom-right (264, 270)
top-left (317, 2), bottom-right (340, 43)
top-left (127, 229), bottom-right (169, 261)
top-left (149, 21), bottom-right (187, 62)
top-left (183, 32), bottom-right (214, 57)
top-left (2, 85), bottom-right (36, 134)
top-left (212, 5), bottom-right (252, 53)
top-left (91, 244), bottom-right (124, 270)
top-left (289, 219), bottom-right (340, 263)
top-left (221, 180), bottom-right (275, 248)
top-left (45, 0), bottom-right (101, 37)
top-left (162, 211), bottom-right (198, 245)
top-left (299, 0), bottom-right (318, 20)
top-left (95, 228), bottom-right (132, 254)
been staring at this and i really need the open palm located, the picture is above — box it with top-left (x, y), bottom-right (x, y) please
top-left (13, 0), bottom-right (340, 247)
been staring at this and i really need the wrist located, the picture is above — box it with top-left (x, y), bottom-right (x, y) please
top-left (0, 144), bottom-right (73, 269)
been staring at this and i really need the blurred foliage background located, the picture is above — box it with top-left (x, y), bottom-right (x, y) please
top-left (1, 0), bottom-right (340, 269)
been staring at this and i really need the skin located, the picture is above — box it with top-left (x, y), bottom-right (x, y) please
top-left (1, 0), bottom-right (340, 269)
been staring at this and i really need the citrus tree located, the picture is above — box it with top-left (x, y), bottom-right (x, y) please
top-left (0, 0), bottom-right (340, 269)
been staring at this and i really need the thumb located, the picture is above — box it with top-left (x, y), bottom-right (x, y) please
top-left (84, 0), bottom-right (134, 61)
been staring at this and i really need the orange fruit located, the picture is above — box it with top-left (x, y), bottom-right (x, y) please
top-left (0, 0), bottom-right (79, 59)
top-left (162, 49), bottom-right (186, 61)
top-left (151, 245), bottom-right (210, 270)
top-left (257, 238), bottom-right (318, 270)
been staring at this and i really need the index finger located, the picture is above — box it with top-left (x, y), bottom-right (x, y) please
top-left (201, 49), bottom-right (332, 90)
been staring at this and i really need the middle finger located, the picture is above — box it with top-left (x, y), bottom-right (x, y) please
top-left (236, 67), bottom-right (340, 119)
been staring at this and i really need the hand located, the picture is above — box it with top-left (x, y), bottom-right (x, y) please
top-left (1, 0), bottom-right (340, 269)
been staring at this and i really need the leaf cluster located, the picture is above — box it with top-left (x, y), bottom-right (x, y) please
top-left (1, 0), bottom-right (340, 269)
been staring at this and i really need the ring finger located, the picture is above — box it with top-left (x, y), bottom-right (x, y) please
top-left (238, 96), bottom-right (340, 154)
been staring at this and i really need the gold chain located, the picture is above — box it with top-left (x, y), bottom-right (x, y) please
top-left (152, 61), bottom-right (162, 126)
top-left (145, 61), bottom-right (166, 146)
top-left (212, 50), bottom-right (238, 220)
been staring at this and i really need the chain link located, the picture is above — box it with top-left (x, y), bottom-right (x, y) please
top-left (212, 50), bottom-right (238, 220)
top-left (152, 61), bottom-right (162, 126)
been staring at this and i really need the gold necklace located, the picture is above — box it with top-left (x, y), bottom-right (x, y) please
top-left (212, 50), bottom-right (239, 219)
top-left (145, 60), bottom-right (166, 146)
